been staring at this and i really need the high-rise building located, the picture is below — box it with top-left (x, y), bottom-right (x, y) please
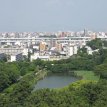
top-left (55, 42), bottom-right (62, 52)
top-left (39, 41), bottom-right (46, 51)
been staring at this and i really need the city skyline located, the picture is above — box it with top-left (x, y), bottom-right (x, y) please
top-left (0, 0), bottom-right (107, 32)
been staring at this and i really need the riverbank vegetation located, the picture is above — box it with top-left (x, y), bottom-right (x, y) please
top-left (0, 39), bottom-right (107, 106)
top-left (74, 71), bottom-right (99, 81)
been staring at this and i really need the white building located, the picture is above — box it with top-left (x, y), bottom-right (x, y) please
top-left (67, 44), bottom-right (78, 56)
top-left (0, 48), bottom-right (23, 55)
top-left (10, 53), bottom-right (23, 62)
top-left (74, 45), bottom-right (78, 54)
top-left (85, 46), bottom-right (99, 55)
top-left (68, 46), bottom-right (74, 56)
top-left (15, 41), bottom-right (21, 46)
top-left (22, 48), bottom-right (29, 56)
top-left (30, 53), bottom-right (50, 61)
top-left (33, 46), bottom-right (39, 50)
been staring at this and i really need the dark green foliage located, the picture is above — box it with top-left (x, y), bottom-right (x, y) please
top-left (0, 56), bottom-right (7, 62)
top-left (93, 90), bottom-right (107, 107)
top-left (47, 56), bottom-right (95, 73)
top-left (0, 63), bottom-right (20, 92)
top-left (17, 61), bottom-right (36, 76)
top-left (77, 46), bottom-right (88, 57)
top-left (99, 49), bottom-right (107, 63)
top-left (0, 73), bottom-right (35, 107)
top-left (0, 60), bottom-right (38, 92)
top-left (87, 38), bottom-right (103, 50)
top-left (24, 86), bottom-right (89, 107)
top-left (94, 63), bottom-right (107, 79)
top-left (0, 71), bottom-right (10, 92)
top-left (103, 40), bottom-right (107, 47)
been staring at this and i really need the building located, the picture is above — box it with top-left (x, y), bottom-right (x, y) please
top-left (22, 48), bottom-right (29, 56)
top-left (67, 44), bottom-right (78, 56)
top-left (10, 53), bottom-right (23, 62)
top-left (0, 48), bottom-right (29, 57)
top-left (55, 42), bottom-right (62, 52)
top-left (85, 46), bottom-right (99, 55)
top-left (68, 45), bottom-right (74, 56)
top-left (30, 54), bottom-right (50, 61)
top-left (73, 45), bottom-right (78, 54)
top-left (0, 48), bottom-right (23, 55)
top-left (39, 41), bottom-right (47, 51)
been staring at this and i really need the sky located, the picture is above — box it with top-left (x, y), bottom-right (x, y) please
top-left (0, 0), bottom-right (107, 32)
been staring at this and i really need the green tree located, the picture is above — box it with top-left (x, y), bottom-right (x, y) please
top-left (87, 38), bottom-right (103, 50)
top-left (94, 63), bottom-right (107, 79)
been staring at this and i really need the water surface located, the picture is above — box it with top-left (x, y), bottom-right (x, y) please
top-left (34, 73), bottom-right (78, 90)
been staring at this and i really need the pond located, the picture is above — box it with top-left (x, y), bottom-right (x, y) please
top-left (34, 73), bottom-right (78, 90)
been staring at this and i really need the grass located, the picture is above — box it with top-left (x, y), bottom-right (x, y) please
top-left (75, 71), bottom-right (99, 81)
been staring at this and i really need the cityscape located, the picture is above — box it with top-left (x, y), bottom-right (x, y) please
top-left (0, 30), bottom-right (107, 62)
top-left (0, 0), bottom-right (107, 106)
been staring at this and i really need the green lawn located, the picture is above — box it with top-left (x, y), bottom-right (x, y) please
top-left (75, 71), bottom-right (99, 81)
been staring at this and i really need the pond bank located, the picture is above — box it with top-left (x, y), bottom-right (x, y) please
top-left (74, 71), bottom-right (99, 81)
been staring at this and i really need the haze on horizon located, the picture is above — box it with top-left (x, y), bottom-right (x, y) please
top-left (0, 0), bottom-right (107, 32)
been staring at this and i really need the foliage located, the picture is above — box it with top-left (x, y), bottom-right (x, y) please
top-left (0, 62), bottom-right (20, 92)
top-left (94, 63), bottom-right (107, 79)
top-left (86, 38), bottom-right (103, 50)
top-left (0, 80), bottom-right (105, 107)
top-left (75, 71), bottom-right (99, 81)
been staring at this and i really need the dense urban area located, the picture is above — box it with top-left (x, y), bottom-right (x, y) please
top-left (0, 30), bottom-right (107, 62)
top-left (0, 30), bottom-right (107, 107)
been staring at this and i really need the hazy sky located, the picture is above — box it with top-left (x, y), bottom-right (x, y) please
top-left (0, 0), bottom-right (107, 32)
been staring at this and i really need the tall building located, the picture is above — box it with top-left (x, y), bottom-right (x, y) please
top-left (68, 46), bottom-right (74, 56)
top-left (91, 33), bottom-right (97, 40)
top-left (74, 45), bottom-right (78, 54)
top-left (55, 42), bottom-right (62, 52)
top-left (39, 41), bottom-right (46, 51)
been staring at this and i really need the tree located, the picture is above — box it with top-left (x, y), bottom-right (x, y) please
top-left (94, 64), bottom-right (107, 79)
top-left (87, 38), bottom-right (103, 50)
top-left (0, 71), bottom-right (10, 92)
